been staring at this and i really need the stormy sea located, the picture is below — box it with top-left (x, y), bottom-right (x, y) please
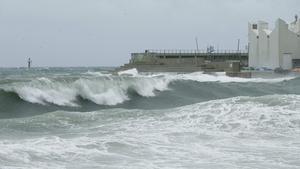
top-left (0, 67), bottom-right (300, 169)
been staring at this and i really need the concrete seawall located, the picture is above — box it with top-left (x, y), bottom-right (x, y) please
top-left (117, 50), bottom-right (249, 73)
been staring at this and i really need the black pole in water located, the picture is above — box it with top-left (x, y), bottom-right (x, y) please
top-left (28, 58), bottom-right (32, 69)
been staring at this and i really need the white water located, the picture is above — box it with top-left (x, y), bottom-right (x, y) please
top-left (159, 71), bottom-right (297, 83)
top-left (1, 71), bottom-right (298, 107)
top-left (118, 68), bottom-right (139, 76)
top-left (2, 75), bottom-right (170, 106)
top-left (0, 95), bottom-right (299, 169)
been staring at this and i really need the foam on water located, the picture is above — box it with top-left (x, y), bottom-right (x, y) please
top-left (118, 68), bottom-right (139, 76)
top-left (84, 71), bottom-right (112, 77)
top-left (168, 94), bottom-right (300, 134)
top-left (2, 74), bottom-right (171, 106)
top-left (12, 78), bottom-right (78, 107)
top-left (162, 71), bottom-right (297, 83)
top-left (0, 70), bottom-right (298, 107)
top-left (1, 68), bottom-right (300, 168)
top-left (0, 95), bottom-right (299, 168)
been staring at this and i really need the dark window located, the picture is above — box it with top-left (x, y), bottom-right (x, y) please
top-left (181, 56), bottom-right (195, 58)
top-left (293, 59), bottom-right (300, 68)
top-left (252, 24), bottom-right (258, 29)
top-left (166, 56), bottom-right (179, 59)
top-left (257, 36), bottom-right (259, 39)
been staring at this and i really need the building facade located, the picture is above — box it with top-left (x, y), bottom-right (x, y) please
top-left (248, 17), bottom-right (300, 70)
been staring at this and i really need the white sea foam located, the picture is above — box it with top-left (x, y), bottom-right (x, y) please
top-left (84, 71), bottom-right (112, 77)
top-left (15, 86), bottom-right (78, 107)
top-left (118, 68), bottom-right (139, 76)
top-left (151, 71), bottom-right (297, 83)
top-left (167, 94), bottom-right (300, 134)
top-left (1, 70), bottom-right (298, 107)
top-left (1, 95), bottom-right (300, 169)
top-left (74, 78), bottom-right (129, 105)
top-left (2, 75), bottom-right (171, 106)
top-left (12, 78), bottom-right (78, 107)
top-left (0, 136), bottom-right (103, 169)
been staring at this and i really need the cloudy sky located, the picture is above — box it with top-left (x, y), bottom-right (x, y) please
top-left (0, 0), bottom-right (299, 67)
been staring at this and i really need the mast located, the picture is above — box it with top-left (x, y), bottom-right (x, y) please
top-left (195, 37), bottom-right (199, 52)
top-left (237, 39), bottom-right (240, 52)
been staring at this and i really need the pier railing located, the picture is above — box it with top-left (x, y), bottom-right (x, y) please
top-left (144, 49), bottom-right (248, 54)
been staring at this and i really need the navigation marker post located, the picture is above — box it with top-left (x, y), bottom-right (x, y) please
top-left (27, 58), bottom-right (32, 69)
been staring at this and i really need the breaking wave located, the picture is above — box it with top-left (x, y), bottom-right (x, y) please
top-left (2, 67), bottom-right (300, 168)
top-left (1, 75), bottom-right (170, 107)
top-left (0, 70), bottom-right (298, 110)
top-left (0, 94), bottom-right (300, 168)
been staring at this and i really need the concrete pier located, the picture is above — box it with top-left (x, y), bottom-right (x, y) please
top-left (118, 49), bottom-right (248, 73)
top-left (131, 50), bottom-right (248, 65)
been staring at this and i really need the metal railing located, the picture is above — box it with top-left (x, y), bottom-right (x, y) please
top-left (144, 49), bottom-right (248, 54)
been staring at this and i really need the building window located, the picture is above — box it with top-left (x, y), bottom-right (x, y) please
top-left (267, 35), bottom-right (270, 38)
top-left (166, 56), bottom-right (179, 59)
top-left (257, 36), bottom-right (259, 39)
top-left (252, 24), bottom-right (258, 29)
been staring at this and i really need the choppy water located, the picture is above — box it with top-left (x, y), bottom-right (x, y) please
top-left (0, 67), bottom-right (300, 169)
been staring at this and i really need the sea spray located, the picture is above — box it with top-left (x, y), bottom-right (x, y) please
top-left (1, 74), bottom-right (171, 106)
top-left (0, 70), bottom-right (298, 108)
top-left (1, 67), bottom-right (300, 169)
top-left (0, 95), bottom-right (300, 168)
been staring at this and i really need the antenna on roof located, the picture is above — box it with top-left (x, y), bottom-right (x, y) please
top-left (237, 39), bottom-right (240, 52)
top-left (195, 37), bottom-right (199, 51)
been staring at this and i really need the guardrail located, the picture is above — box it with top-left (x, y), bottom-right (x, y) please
top-left (143, 49), bottom-right (248, 54)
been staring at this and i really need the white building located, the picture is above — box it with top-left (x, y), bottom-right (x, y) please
top-left (248, 16), bottom-right (300, 70)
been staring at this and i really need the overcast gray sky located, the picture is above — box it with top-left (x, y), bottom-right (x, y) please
top-left (0, 0), bottom-right (299, 67)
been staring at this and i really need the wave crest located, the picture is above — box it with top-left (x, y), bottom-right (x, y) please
top-left (1, 70), bottom-right (298, 107)
top-left (2, 75), bottom-right (171, 106)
